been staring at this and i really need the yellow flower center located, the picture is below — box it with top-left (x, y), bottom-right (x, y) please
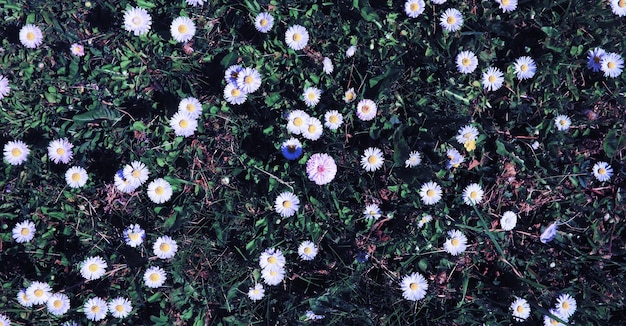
top-left (186, 103), bottom-right (195, 112)
top-left (550, 319), bottom-right (559, 325)
top-left (559, 119), bottom-right (567, 126)
top-left (269, 270), bottom-right (278, 276)
top-left (56, 148), bottom-right (65, 155)
top-left (447, 16), bottom-right (456, 25)
top-left (252, 289), bottom-right (260, 295)
top-left (488, 75), bottom-right (497, 83)
top-left (34, 289), bottom-right (44, 297)
top-left (462, 57), bottom-right (470, 66)
top-left (329, 115), bottom-right (339, 123)
top-left (268, 256), bottom-right (277, 264)
top-left (282, 200), bottom-right (291, 208)
top-left (608, 61), bottom-right (616, 69)
top-left (307, 92), bottom-right (317, 100)
top-left (469, 191), bottom-right (478, 199)
top-left (426, 189), bottom-right (435, 197)
top-left (178, 24), bottom-right (188, 34)
top-left (179, 119), bottom-right (189, 129)
top-left (245, 75), bottom-right (254, 84)
top-left (260, 18), bottom-right (268, 26)
top-left (361, 105), bottom-right (370, 113)
top-left (231, 88), bottom-right (240, 96)
top-left (410, 3), bottom-right (419, 11)
top-left (502, 0), bottom-right (510, 5)
top-left (620, 0), bottom-right (626, 8)
top-left (451, 238), bottom-right (460, 246)
top-left (520, 64), bottom-right (528, 72)
top-left (598, 168), bottom-right (606, 175)
top-left (308, 125), bottom-right (317, 133)
top-left (11, 148), bottom-right (21, 157)
top-left (116, 304), bottom-right (125, 312)
top-left (293, 117), bottom-right (303, 127)
top-left (149, 273), bottom-right (160, 282)
top-left (54, 299), bottom-right (63, 308)
top-left (292, 33), bottom-right (301, 42)
top-left (132, 170), bottom-right (141, 178)
top-left (160, 243), bottom-right (171, 252)
top-left (464, 132), bottom-right (472, 139)
top-left (410, 282), bottom-right (419, 290)
top-left (516, 305), bottom-right (524, 313)
top-left (155, 186), bottom-right (165, 195)
top-left (88, 263), bottom-right (99, 272)
top-left (304, 247), bottom-right (312, 254)
top-left (129, 233), bottom-right (140, 241)
top-left (21, 228), bottom-right (29, 236)
top-left (71, 173), bottom-right (81, 182)
top-left (345, 92), bottom-right (355, 101)
top-left (563, 301), bottom-right (569, 309)
top-left (368, 155), bottom-right (378, 164)
top-left (132, 17), bottom-right (142, 25)
top-left (91, 305), bottom-right (100, 313)
top-left (27, 32), bottom-right (35, 41)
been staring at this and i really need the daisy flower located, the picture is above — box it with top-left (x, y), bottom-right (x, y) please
top-left (286, 110), bottom-right (310, 135)
top-left (19, 24), bottom-right (43, 48)
top-left (254, 12), bottom-right (274, 33)
top-left (65, 166), bottom-right (88, 188)
top-left (440, 8), bottom-right (463, 32)
top-left (84, 297), bottom-right (108, 321)
top-left (400, 272), bottom-right (428, 301)
top-left (224, 65), bottom-right (243, 86)
top-left (346, 45), bottom-right (357, 58)
top-left (0, 314), bottom-right (10, 326)
top-left (611, 0), bottom-right (626, 17)
top-left (592, 161), bottom-right (613, 182)
top-left (587, 47), bottom-right (606, 72)
top-left (600, 52), bottom-right (624, 78)
top-left (419, 181), bottom-right (443, 205)
top-left (404, 0), bottom-right (426, 18)
top-left (12, 220), bottom-right (36, 243)
top-left (17, 288), bottom-right (33, 307)
top-left (482, 67), bottom-right (504, 91)
top-left (298, 240), bottom-right (319, 260)
top-left (224, 83), bottom-right (248, 105)
top-left (417, 214), bottom-right (433, 228)
top-left (170, 111), bottom-right (198, 137)
top-left (301, 117), bottom-right (324, 141)
top-left (144, 266), bottom-right (167, 288)
top-left (170, 16), bottom-right (196, 43)
top-left (274, 192), bottom-right (300, 217)
top-left (26, 281), bottom-right (52, 305)
top-left (500, 211), bottom-right (517, 231)
top-left (361, 147), bottom-right (384, 172)
top-left (47, 138), bottom-right (74, 164)
top-left (280, 137), bottom-right (303, 161)
top-left (543, 309), bottom-right (569, 326)
top-left (186, 0), bottom-right (204, 6)
top-left (363, 204), bottom-right (382, 220)
top-left (511, 297), bottom-right (531, 321)
top-left (153, 236), bottom-right (178, 260)
top-left (4, 140), bottom-right (30, 165)
top-left (496, 0), bottom-right (518, 12)
top-left (455, 125), bottom-right (479, 146)
top-left (123, 7), bottom-right (152, 36)
top-left (259, 248), bottom-right (286, 270)
top-left (446, 147), bottom-right (465, 169)
top-left (80, 256), bottom-right (107, 281)
top-left (261, 266), bottom-right (285, 286)
top-left (0, 74), bottom-right (10, 100)
top-left (147, 178), bottom-right (173, 204)
top-left (47, 293), bottom-right (71, 316)
top-left (285, 25), bottom-right (309, 51)
top-left (554, 115), bottom-right (571, 131)
top-left (344, 87), bottom-right (357, 103)
top-left (462, 183), bottom-right (484, 206)
top-left (302, 87), bottom-right (322, 107)
top-left (444, 229), bottom-right (468, 256)
top-left (513, 56), bottom-right (537, 80)
top-left (248, 283), bottom-right (265, 301)
top-left (405, 150), bottom-right (422, 168)
top-left (322, 57), bottom-right (334, 74)
top-left (306, 153), bottom-right (337, 185)
top-left (456, 50), bottom-right (478, 74)
top-left (70, 43), bottom-right (85, 56)
top-left (123, 224), bottom-right (145, 247)
top-left (305, 311), bottom-right (325, 320)
top-left (324, 110), bottom-right (343, 130)
top-left (109, 297), bottom-right (133, 318)
top-left (555, 293), bottom-right (577, 318)
top-left (114, 170), bottom-right (138, 193)
top-left (356, 99), bottom-right (377, 121)
top-left (178, 97), bottom-right (203, 120)
top-left (236, 67), bottom-right (262, 93)
top-left (123, 161), bottom-right (150, 188)
top-left (432, 0), bottom-right (447, 3)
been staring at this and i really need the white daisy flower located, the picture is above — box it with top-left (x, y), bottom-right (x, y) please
top-left (80, 256), bottom-right (108, 281)
top-left (47, 293), bottom-right (71, 316)
top-left (298, 240), bottom-right (319, 260)
top-left (555, 293), bottom-right (577, 318)
top-left (611, 0), bottom-right (626, 17)
top-left (259, 248), bottom-right (286, 270)
top-left (456, 50), bottom-right (478, 74)
top-left (322, 57), bottom-right (334, 74)
top-left (346, 45), bottom-right (357, 58)
top-left (114, 170), bottom-right (138, 193)
top-left (440, 8), bottom-right (463, 32)
top-left (592, 161), bottom-right (613, 182)
top-left (153, 235), bottom-right (178, 260)
top-left (248, 283), bottom-right (265, 301)
top-left (419, 181), bottom-right (442, 205)
top-left (123, 7), bottom-right (152, 36)
top-left (543, 309), bottom-right (569, 326)
top-left (0, 74), bottom-right (10, 100)
top-left (123, 161), bottom-right (150, 188)
top-left (496, 0), bottom-right (518, 12)
top-left (19, 24), bottom-right (43, 48)
top-left (65, 166), bottom-right (89, 188)
top-left (286, 110), bottom-right (310, 135)
top-left (400, 272), bottom-right (428, 301)
top-left (361, 147), bottom-right (384, 172)
top-left (344, 87), bottom-right (357, 103)
top-left (446, 147), bottom-right (465, 169)
top-left (510, 297), bottom-right (531, 321)
top-left (186, 0), bottom-right (205, 6)
top-left (443, 229), bottom-right (468, 256)
top-left (305, 311), bottom-right (325, 320)
top-left (3, 140), bottom-right (30, 165)
top-left (123, 224), bottom-right (145, 247)
top-left (405, 150), bottom-right (422, 168)
top-left (0, 314), bottom-right (10, 326)
top-left (302, 87), bottom-right (322, 107)
top-left (482, 67), bottom-right (504, 91)
top-left (462, 183), bottom-right (484, 206)
top-left (170, 111), bottom-right (198, 137)
top-left (455, 125), bottom-right (479, 145)
top-left (363, 203), bottom-right (382, 220)
top-left (285, 25), bottom-right (309, 50)
top-left (554, 115), bottom-right (571, 131)
top-left (274, 192), bottom-right (300, 217)
top-left (324, 110), bottom-right (343, 130)
top-left (147, 178), bottom-right (173, 204)
top-left (417, 214), bottom-right (433, 228)
top-left (17, 288), bottom-right (33, 307)
top-left (356, 99), bottom-right (377, 121)
top-left (600, 52), bottom-right (624, 78)
top-left (404, 0), bottom-right (425, 18)
top-left (12, 220), bottom-right (36, 243)
top-left (261, 266), bottom-right (285, 286)
top-left (144, 266), bottom-right (167, 288)
top-left (431, 0), bottom-right (447, 3)
top-left (26, 281), bottom-right (52, 305)
top-left (108, 297), bottom-right (133, 318)
top-left (223, 83), bottom-right (248, 105)
top-left (513, 56), bottom-right (537, 80)
top-left (254, 12), bottom-right (274, 33)
top-left (236, 67), bottom-right (262, 93)
top-left (84, 297), bottom-right (108, 321)
top-left (500, 211), bottom-right (517, 231)
top-left (170, 16), bottom-right (196, 43)
top-left (178, 97), bottom-right (203, 120)
top-left (301, 117), bottom-right (324, 141)
top-left (47, 138), bottom-right (74, 164)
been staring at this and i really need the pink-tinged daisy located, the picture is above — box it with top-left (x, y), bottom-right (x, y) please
top-left (285, 25), bottom-right (309, 50)
top-left (70, 43), bottom-right (85, 56)
top-left (47, 138), bottom-right (74, 164)
top-left (306, 153), bottom-right (337, 185)
top-left (356, 99), bottom-right (377, 121)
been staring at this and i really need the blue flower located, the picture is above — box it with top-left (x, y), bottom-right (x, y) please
top-left (540, 223), bottom-right (558, 243)
top-left (356, 251), bottom-right (369, 263)
top-left (281, 138), bottom-right (303, 160)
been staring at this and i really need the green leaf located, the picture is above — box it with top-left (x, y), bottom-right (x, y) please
top-left (603, 128), bottom-right (626, 159)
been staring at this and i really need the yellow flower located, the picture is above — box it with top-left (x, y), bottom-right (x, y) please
top-left (464, 139), bottom-right (476, 152)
